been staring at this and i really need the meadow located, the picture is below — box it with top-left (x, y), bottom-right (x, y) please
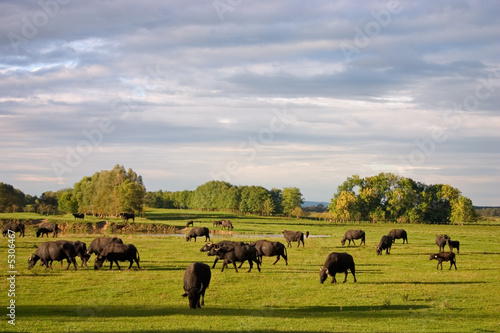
top-left (1, 209), bottom-right (499, 333)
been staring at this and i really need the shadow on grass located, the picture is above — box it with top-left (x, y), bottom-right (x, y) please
top-left (16, 304), bottom-right (431, 320)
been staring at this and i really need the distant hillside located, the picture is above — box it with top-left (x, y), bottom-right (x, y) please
top-left (302, 201), bottom-right (329, 208)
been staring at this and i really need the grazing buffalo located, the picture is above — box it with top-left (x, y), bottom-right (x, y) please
top-left (94, 243), bottom-right (140, 270)
top-left (36, 223), bottom-right (59, 238)
top-left (447, 239), bottom-right (460, 253)
top-left (2, 221), bottom-right (25, 237)
top-left (210, 243), bottom-right (261, 272)
top-left (86, 237), bottom-right (123, 259)
top-left (388, 229), bottom-right (408, 244)
top-left (430, 252), bottom-right (457, 270)
top-left (251, 240), bottom-right (288, 265)
top-left (376, 235), bottom-right (394, 255)
top-left (185, 220), bottom-right (194, 228)
top-left (221, 220), bottom-right (233, 230)
top-left (186, 227), bottom-right (210, 242)
top-left (73, 213), bottom-right (84, 220)
top-left (320, 252), bottom-right (356, 284)
top-left (213, 220), bottom-right (223, 228)
top-left (28, 241), bottom-right (77, 270)
top-left (436, 234), bottom-right (450, 252)
top-left (341, 230), bottom-right (365, 246)
top-left (71, 241), bottom-right (88, 267)
top-left (119, 213), bottom-right (135, 222)
top-left (182, 262), bottom-right (211, 309)
top-left (282, 230), bottom-right (309, 248)
top-left (201, 241), bottom-right (246, 268)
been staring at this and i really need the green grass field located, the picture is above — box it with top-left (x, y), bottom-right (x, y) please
top-left (1, 210), bottom-right (499, 332)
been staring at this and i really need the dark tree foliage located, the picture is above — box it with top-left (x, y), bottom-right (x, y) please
top-left (0, 182), bottom-right (26, 212)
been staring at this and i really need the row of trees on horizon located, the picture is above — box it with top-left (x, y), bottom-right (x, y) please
top-left (0, 165), bottom-right (486, 223)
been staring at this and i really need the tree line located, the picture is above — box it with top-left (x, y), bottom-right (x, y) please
top-left (144, 181), bottom-right (304, 217)
top-left (328, 173), bottom-right (478, 223)
top-left (0, 168), bottom-right (484, 223)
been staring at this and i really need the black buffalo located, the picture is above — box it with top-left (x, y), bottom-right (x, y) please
top-left (185, 220), bottom-right (194, 228)
top-left (430, 252), bottom-right (457, 270)
top-left (28, 241), bottom-right (77, 270)
top-left (86, 237), bottom-right (124, 259)
top-left (186, 227), bottom-right (210, 242)
top-left (36, 222), bottom-right (59, 238)
top-left (221, 220), bottom-right (233, 230)
top-left (201, 241), bottom-right (246, 268)
top-left (213, 220), bottom-right (223, 228)
top-left (73, 213), bottom-right (84, 220)
top-left (2, 221), bottom-right (25, 237)
top-left (94, 243), bottom-right (140, 270)
top-left (447, 239), bottom-right (460, 253)
top-left (251, 240), bottom-right (288, 265)
top-left (210, 243), bottom-right (261, 272)
top-left (388, 229), bottom-right (408, 244)
top-left (320, 252), bottom-right (356, 284)
top-left (119, 213), bottom-right (135, 222)
top-left (341, 229), bottom-right (365, 246)
top-left (376, 235), bottom-right (394, 255)
top-left (71, 241), bottom-right (88, 267)
top-left (282, 230), bottom-right (309, 247)
top-left (436, 234), bottom-right (450, 252)
top-left (182, 262), bottom-right (211, 309)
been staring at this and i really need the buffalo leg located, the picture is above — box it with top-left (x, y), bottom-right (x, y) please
top-left (343, 271), bottom-right (348, 283)
top-left (247, 260), bottom-right (253, 272)
top-left (450, 259), bottom-right (457, 270)
top-left (351, 269), bottom-right (357, 282)
top-left (109, 261), bottom-right (113, 270)
top-left (211, 258), bottom-right (219, 268)
top-left (115, 261), bottom-right (121, 270)
top-left (135, 258), bottom-right (140, 269)
top-left (128, 260), bottom-right (133, 269)
top-left (255, 259), bottom-right (261, 272)
top-left (352, 240), bottom-right (356, 246)
top-left (272, 256), bottom-right (280, 265)
top-left (330, 274), bottom-right (337, 284)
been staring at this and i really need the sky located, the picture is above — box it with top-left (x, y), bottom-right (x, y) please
top-left (0, 0), bottom-right (499, 206)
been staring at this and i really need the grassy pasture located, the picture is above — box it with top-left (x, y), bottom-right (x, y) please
top-left (1, 210), bottom-right (499, 332)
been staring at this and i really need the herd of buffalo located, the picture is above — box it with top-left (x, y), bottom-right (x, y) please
top-left (2, 220), bottom-right (461, 309)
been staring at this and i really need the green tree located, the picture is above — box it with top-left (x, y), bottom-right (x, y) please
top-left (0, 182), bottom-right (26, 212)
top-left (57, 188), bottom-right (79, 213)
top-left (281, 187), bottom-right (304, 217)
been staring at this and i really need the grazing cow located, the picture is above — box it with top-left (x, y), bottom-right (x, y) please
top-left (182, 262), bottom-right (211, 309)
top-left (429, 252), bottom-right (457, 270)
top-left (251, 240), bottom-right (288, 265)
top-left (341, 229), bottom-right (365, 246)
top-left (201, 241), bottom-right (246, 268)
top-left (36, 222), bottom-right (59, 238)
top-left (73, 213), bottom-right (84, 220)
top-left (94, 243), bottom-right (140, 270)
top-left (436, 234), bottom-right (450, 252)
top-left (186, 227), bottom-right (210, 242)
top-left (447, 239), bottom-right (460, 253)
top-left (320, 252), bottom-right (356, 284)
top-left (28, 241), bottom-right (77, 270)
top-left (210, 243), bottom-right (261, 272)
top-left (213, 220), bottom-right (223, 228)
top-left (282, 230), bottom-right (309, 248)
top-left (185, 220), bottom-right (194, 228)
top-left (376, 235), bottom-right (394, 255)
top-left (2, 221), bottom-right (25, 237)
top-left (388, 229), bottom-right (408, 244)
top-left (221, 220), bottom-right (233, 230)
top-left (119, 213), bottom-right (135, 222)
top-left (86, 237), bottom-right (123, 259)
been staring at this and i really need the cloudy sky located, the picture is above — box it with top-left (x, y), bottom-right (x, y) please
top-left (1, 0), bottom-right (499, 206)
